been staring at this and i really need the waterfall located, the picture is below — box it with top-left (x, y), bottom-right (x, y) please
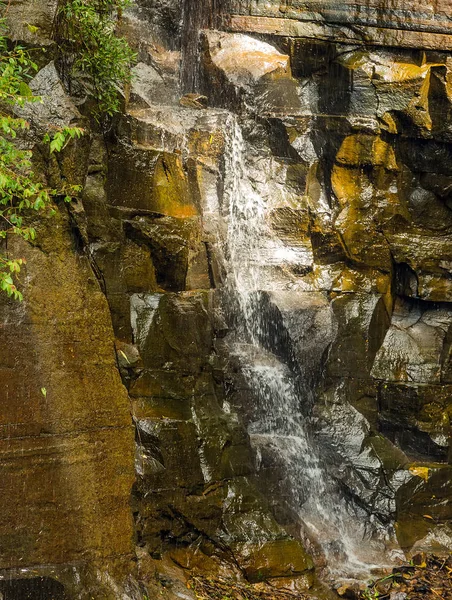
top-left (180, 0), bottom-right (229, 93)
top-left (218, 114), bottom-right (393, 578)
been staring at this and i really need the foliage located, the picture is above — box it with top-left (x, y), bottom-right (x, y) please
top-left (0, 9), bottom-right (83, 300)
top-left (57, 0), bottom-right (136, 119)
top-left (188, 576), bottom-right (303, 599)
top-left (358, 555), bottom-right (452, 600)
top-left (0, 0), bottom-right (134, 300)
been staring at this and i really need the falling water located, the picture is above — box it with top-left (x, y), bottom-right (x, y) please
top-left (219, 115), bottom-right (393, 578)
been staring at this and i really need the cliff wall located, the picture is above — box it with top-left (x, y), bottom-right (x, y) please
top-left (0, 0), bottom-right (450, 597)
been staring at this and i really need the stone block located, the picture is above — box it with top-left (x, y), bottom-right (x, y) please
top-left (0, 428), bottom-right (134, 567)
top-left (372, 298), bottom-right (452, 384)
top-left (379, 382), bottom-right (451, 460)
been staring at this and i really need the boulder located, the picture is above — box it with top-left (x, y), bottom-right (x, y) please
top-left (379, 383), bottom-right (451, 460)
top-left (371, 298), bottom-right (452, 384)
top-left (5, 0), bottom-right (58, 44)
top-left (201, 31), bottom-right (301, 112)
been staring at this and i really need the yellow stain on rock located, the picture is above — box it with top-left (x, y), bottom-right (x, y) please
top-left (409, 466), bottom-right (430, 481)
top-left (335, 135), bottom-right (398, 170)
top-left (152, 154), bottom-right (198, 218)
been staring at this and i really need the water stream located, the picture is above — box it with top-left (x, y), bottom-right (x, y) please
top-left (218, 115), bottom-right (393, 579)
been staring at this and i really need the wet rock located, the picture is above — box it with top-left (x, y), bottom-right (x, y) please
top-left (108, 145), bottom-right (198, 217)
top-left (384, 231), bottom-right (452, 302)
top-left (314, 381), bottom-right (411, 519)
top-left (336, 581), bottom-right (367, 598)
top-left (92, 240), bottom-right (158, 296)
top-left (215, 477), bottom-right (314, 582)
top-left (135, 418), bottom-right (205, 490)
top-left (201, 31), bottom-right (301, 112)
top-left (125, 215), bottom-right (200, 291)
top-left (331, 134), bottom-right (399, 270)
top-left (327, 293), bottom-right (391, 379)
top-left (260, 291), bottom-right (336, 385)
top-left (406, 187), bottom-right (452, 232)
top-left (396, 465), bottom-right (452, 551)
top-left (0, 213), bottom-right (135, 593)
top-left (7, 0), bottom-right (452, 589)
top-left (121, 0), bottom-right (182, 53)
top-left (135, 292), bottom-right (213, 372)
top-left (234, 539), bottom-right (314, 583)
top-left (204, 32), bottom-right (290, 88)
top-left (379, 383), bottom-right (451, 460)
top-left (89, 240), bottom-right (158, 340)
top-left (180, 93), bottom-right (208, 109)
top-left (190, 375), bottom-right (254, 481)
top-left (372, 298), bottom-right (452, 384)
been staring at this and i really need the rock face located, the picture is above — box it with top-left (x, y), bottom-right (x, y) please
top-left (0, 211), bottom-right (136, 597)
top-left (226, 0), bottom-right (452, 50)
top-left (5, 0), bottom-right (58, 45)
top-left (1, 0), bottom-right (452, 597)
top-left (0, 47), bottom-right (136, 599)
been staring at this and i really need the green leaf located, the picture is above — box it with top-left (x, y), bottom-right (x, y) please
top-left (26, 23), bottom-right (40, 34)
top-left (19, 81), bottom-right (33, 97)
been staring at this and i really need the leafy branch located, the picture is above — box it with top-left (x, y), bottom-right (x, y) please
top-left (0, 8), bottom-right (84, 300)
top-left (56, 0), bottom-right (136, 119)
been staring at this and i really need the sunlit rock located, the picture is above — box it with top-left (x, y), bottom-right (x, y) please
top-left (201, 31), bottom-right (301, 113)
top-left (372, 298), bottom-right (452, 384)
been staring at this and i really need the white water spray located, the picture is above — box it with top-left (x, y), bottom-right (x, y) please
top-left (219, 115), bottom-right (392, 578)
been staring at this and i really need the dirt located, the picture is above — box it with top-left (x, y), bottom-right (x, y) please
top-left (187, 555), bottom-right (452, 600)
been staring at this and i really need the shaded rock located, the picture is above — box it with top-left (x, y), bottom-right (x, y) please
top-left (233, 539), bottom-right (314, 583)
top-left (384, 231), bottom-right (452, 302)
top-left (406, 187), bottom-right (452, 232)
top-left (89, 239), bottom-right (158, 340)
top-left (190, 374), bottom-right (254, 482)
top-left (16, 62), bottom-right (82, 129)
top-left (180, 93), bottom-right (208, 109)
top-left (129, 61), bottom-right (178, 108)
top-left (135, 418), bottom-right (205, 490)
top-left (327, 293), bottom-right (391, 379)
top-left (136, 292), bottom-right (213, 373)
top-left (125, 215), bottom-right (200, 291)
top-left (396, 465), bottom-right (452, 551)
top-left (337, 581), bottom-right (367, 598)
top-left (0, 212), bottom-right (135, 594)
top-left (379, 383), bottom-right (451, 460)
top-left (5, 0), bottom-right (58, 44)
top-left (115, 340), bottom-right (142, 370)
top-left (91, 240), bottom-right (158, 296)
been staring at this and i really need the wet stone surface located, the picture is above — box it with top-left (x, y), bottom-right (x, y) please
top-left (2, 0), bottom-right (452, 597)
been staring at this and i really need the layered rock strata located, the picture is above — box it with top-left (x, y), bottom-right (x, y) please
top-left (1, 0), bottom-right (451, 597)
